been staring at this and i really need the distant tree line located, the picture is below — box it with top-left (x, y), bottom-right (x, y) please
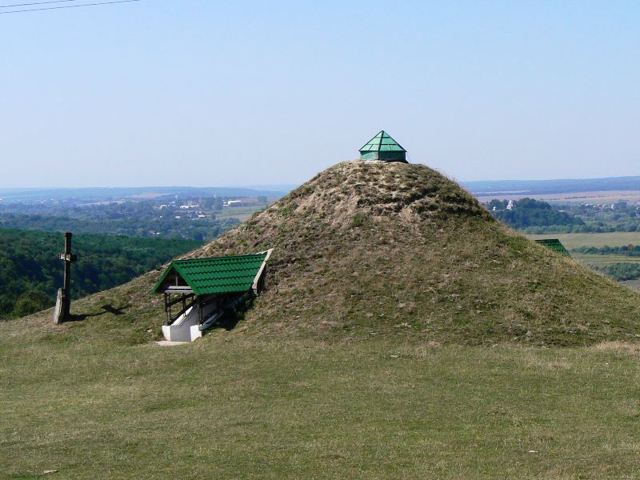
top-left (0, 228), bottom-right (201, 320)
top-left (572, 245), bottom-right (640, 256)
top-left (0, 212), bottom-right (239, 242)
top-left (568, 201), bottom-right (640, 233)
top-left (487, 198), bottom-right (640, 233)
top-left (595, 263), bottom-right (640, 282)
top-left (488, 198), bottom-right (585, 229)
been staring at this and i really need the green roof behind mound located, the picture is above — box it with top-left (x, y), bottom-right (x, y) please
top-left (535, 239), bottom-right (570, 256)
top-left (153, 251), bottom-right (271, 295)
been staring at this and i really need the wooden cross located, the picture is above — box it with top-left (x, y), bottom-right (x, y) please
top-left (53, 232), bottom-right (77, 324)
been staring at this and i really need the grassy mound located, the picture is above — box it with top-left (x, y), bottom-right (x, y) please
top-left (20, 161), bottom-right (640, 345)
top-left (6, 161), bottom-right (640, 478)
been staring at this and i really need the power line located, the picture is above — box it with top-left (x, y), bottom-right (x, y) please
top-left (0, 0), bottom-right (140, 14)
top-left (0, 1), bottom-right (80, 9)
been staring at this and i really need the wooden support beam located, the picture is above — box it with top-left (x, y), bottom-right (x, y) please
top-left (164, 293), bottom-right (195, 309)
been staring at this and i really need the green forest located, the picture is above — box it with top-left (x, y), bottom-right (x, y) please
top-left (0, 228), bottom-right (201, 320)
top-left (488, 198), bottom-right (585, 230)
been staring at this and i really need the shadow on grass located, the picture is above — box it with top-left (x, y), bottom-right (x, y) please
top-left (216, 312), bottom-right (241, 331)
top-left (68, 303), bottom-right (131, 322)
top-left (214, 295), bottom-right (256, 332)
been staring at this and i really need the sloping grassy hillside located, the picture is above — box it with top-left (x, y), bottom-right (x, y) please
top-left (19, 160), bottom-right (640, 346)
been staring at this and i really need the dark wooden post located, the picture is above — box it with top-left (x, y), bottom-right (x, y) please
top-left (54, 232), bottom-right (77, 324)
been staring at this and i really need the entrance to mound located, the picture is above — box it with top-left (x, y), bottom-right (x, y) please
top-left (152, 249), bottom-right (273, 342)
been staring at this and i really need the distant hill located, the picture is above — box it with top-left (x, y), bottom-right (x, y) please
top-left (0, 185), bottom-right (293, 203)
top-left (464, 176), bottom-right (640, 196)
top-left (34, 161), bottom-right (640, 347)
top-left (0, 229), bottom-right (200, 319)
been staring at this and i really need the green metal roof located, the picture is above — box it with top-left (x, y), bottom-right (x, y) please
top-left (152, 251), bottom-right (272, 295)
top-left (535, 239), bottom-right (570, 256)
top-left (359, 130), bottom-right (407, 153)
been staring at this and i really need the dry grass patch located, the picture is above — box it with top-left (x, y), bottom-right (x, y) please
top-left (591, 341), bottom-right (640, 355)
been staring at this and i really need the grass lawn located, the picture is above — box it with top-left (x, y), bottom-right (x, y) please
top-left (3, 317), bottom-right (640, 479)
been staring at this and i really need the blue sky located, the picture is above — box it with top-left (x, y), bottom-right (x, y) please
top-left (1, 0), bottom-right (639, 187)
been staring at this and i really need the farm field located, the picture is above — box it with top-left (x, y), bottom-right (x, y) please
top-left (3, 316), bottom-right (640, 479)
top-left (570, 254), bottom-right (640, 267)
top-left (476, 190), bottom-right (640, 204)
top-left (527, 232), bottom-right (640, 249)
top-left (216, 205), bottom-right (264, 221)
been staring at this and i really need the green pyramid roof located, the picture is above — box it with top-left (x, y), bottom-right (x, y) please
top-left (359, 130), bottom-right (407, 153)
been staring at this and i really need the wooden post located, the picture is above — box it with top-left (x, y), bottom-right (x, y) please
top-left (54, 232), bottom-right (77, 324)
top-left (164, 293), bottom-right (168, 324)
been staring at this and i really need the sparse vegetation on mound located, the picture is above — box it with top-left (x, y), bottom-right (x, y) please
top-left (18, 161), bottom-right (640, 346)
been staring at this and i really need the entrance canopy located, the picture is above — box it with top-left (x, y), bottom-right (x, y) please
top-left (153, 249), bottom-right (273, 296)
